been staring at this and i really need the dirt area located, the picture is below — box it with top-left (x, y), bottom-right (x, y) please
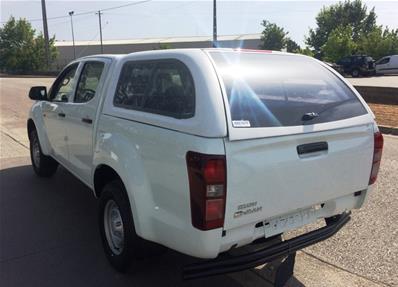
top-left (368, 103), bottom-right (398, 127)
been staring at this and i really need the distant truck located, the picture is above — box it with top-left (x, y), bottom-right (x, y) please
top-left (336, 55), bottom-right (375, 77)
top-left (375, 55), bottom-right (398, 75)
top-left (27, 49), bottom-right (383, 279)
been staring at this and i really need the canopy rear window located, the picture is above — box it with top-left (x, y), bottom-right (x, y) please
top-left (209, 51), bottom-right (367, 128)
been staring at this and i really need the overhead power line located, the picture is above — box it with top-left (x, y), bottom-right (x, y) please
top-left (0, 0), bottom-right (152, 24)
top-left (100, 1), bottom-right (151, 12)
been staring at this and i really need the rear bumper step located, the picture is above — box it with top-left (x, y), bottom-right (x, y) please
top-left (183, 212), bottom-right (351, 280)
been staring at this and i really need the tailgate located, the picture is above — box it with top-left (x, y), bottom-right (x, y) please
top-left (223, 124), bottom-right (374, 230)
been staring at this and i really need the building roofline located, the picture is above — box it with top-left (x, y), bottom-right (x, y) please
top-left (74, 48), bottom-right (299, 61)
top-left (55, 33), bottom-right (261, 47)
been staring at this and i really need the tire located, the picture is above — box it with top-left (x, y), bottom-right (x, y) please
top-left (351, 69), bottom-right (360, 77)
top-left (98, 180), bottom-right (164, 272)
top-left (29, 129), bottom-right (58, 177)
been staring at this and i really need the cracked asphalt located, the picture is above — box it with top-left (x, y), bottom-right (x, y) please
top-left (1, 77), bottom-right (397, 287)
top-left (301, 134), bottom-right (398, 286)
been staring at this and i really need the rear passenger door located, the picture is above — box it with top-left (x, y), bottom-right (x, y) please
top-left (64, 59), bottom-right (108, 184)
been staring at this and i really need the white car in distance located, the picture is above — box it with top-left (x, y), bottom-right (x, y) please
top-left (375, 54), bottom-right (398, 75)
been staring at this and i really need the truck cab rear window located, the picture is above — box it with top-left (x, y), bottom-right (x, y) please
top-left (209, 52), bottom-right (367, 128)
top-left (114, 59), bottom-right (195, 119)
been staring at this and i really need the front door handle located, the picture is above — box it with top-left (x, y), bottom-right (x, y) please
top-left (82, 118), bottom-right (93, 124)
top-left (58, 112), bottom-right (66, 118)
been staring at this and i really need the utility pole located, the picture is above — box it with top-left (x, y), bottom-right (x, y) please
top-left (96, 10), bottom-right (104, 54)
top-left (40, 0), bottom-right (50, 69)
top-left (68, 11), bottom-right (76, 59)
top-left (212, 0), bottom-right (217, 48)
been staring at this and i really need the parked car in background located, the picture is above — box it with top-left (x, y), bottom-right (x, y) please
top-left (336, 55), bottom-right (375, 77)
top-left (27, 49), bottom-right (383, 279)
top-left (324, 61), bottom-right (343, 74)
top-left (375, 55), bottom-right (398, 75)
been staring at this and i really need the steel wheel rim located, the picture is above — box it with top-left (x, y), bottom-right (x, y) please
top-left (32, 135), bottom-right (41, 167)
top-left (104, 199), bottom-right (124, 255)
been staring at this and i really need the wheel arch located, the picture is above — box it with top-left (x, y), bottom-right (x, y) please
top-left (92, 127), bottom-right (158, 241)
top-left (93, 164), bottom-right (123, 198)
top-left (27, 117), bottom-right (51, 154)
top-left (27, 106), bottom-right (52, 155)
top-left (27, 119), bottom-right (36, 140)
top-left (93, 163), bottom-right (146, 237)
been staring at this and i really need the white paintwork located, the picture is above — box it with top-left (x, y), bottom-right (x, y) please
top-left (65, 57), bottom-right (112, 184)
top-left (29, 102), bottom-right (52, 155)
top-left (93, 115), bottom-right (226, 257)
top-left (28, 49), bottom-right (378, 259)
top-left (222, 124), bottom-right (374, 230)
top-left (376, 55), bottom-right (398, 75)
top-left (41, 101), bottom-right (70, 164)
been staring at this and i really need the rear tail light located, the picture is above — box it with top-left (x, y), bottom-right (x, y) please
top-left (369, 131), bottom-right (384, 185)
top-left (186, 151), bottom-right (226, 230)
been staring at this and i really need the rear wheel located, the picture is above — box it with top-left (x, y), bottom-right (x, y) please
top-left (98, 180), bottom-right (165, 272)
top-left (29, 129), bottom-right (58, 177)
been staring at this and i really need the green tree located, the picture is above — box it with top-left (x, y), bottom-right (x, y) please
top-left (259, 20), bottom-right (288, 51)
top-left (306, 0), bottom-right (376, 56)
top-left (259, 20), bottom-right (313, 56)
top-left (0, 17), bottom-right (57, 73)
top-left (357, 26), bottom-right (398, 60)
top-left (321, 26), bottom-right (357, 62)
top-left (298, 47), bottom-right (315, 57)
top-left (158, 43), bottom-right (172, 50)
top-left (286, 38), bottom-right (301, 53)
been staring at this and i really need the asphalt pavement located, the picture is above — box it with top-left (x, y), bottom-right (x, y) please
top-left (287, 135), bottom-right (398, 286)
top-left (0, 157), bottom-right (244, 287)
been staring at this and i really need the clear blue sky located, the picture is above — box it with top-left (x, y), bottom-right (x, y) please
top-left (1, 0), bottom-right (397, 46)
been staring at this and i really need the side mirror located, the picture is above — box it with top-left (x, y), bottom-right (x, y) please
top-left (61, 94), bottom-right (69, 102)
top-left (29, 86), bottom-right (47, 101)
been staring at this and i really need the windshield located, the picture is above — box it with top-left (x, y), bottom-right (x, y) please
top-left (209, 51), bottom-right (367, 128)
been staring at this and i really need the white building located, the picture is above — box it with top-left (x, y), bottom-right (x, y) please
top-left (54, 33), bottom-right (262, 69)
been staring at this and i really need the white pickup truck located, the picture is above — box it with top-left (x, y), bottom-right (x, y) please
top-left (27, 49), bottom-right (383, 279)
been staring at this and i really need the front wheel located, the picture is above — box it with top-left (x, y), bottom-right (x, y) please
top-left (351, 69), bottom-right (360, 77)
top-left (29, 129), bottom-right (58, 177)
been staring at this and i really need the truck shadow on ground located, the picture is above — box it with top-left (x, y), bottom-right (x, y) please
top-left (0, 163), bottom-right (306, 287)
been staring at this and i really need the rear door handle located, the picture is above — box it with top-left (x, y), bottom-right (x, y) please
top-left (297, 142), bottom-right (328, 155)
top-left (58, 113), bottom-right (66, 118)
top-left (81, 118), bottom-right (93, 124)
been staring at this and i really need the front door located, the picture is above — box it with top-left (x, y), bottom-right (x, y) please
top-left (64, 60), bottom-right (107, 184)
top-left (42, 63), bottom-right (79, 165)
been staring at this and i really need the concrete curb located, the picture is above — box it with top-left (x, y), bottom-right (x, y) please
top-left (379, 125), bottom-right (398, 136)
